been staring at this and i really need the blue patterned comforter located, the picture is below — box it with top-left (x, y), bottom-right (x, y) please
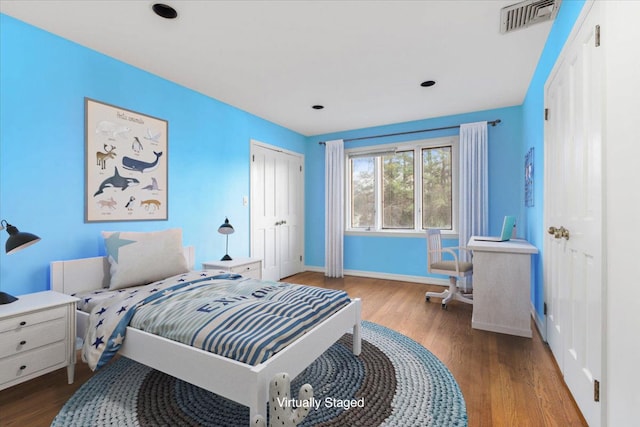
top-left (76, 271), bottom-right (350, 370)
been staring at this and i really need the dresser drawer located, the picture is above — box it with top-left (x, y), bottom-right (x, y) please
top-left (0, 341), bottom-right (67, 385)
top-left (0, 305), bottom-right (66, 333)
top-left (230, 261), bottom-right (262, 278)
top-left (0, 316), bottom-right (67, 358)
top-left (0, 291), bottom-right (77, 390)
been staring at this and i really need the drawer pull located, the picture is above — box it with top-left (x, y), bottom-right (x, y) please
top-left (20, 340), bottom-right (27, 345)
top-left (19, 321), bottom-right (27, 326)
top-left (19, 365), bottom-right (27, 371)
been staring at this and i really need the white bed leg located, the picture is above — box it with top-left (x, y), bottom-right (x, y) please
top-left (352, 299), bottom-right (362, 356)
top-left (249, 383), bottom-right (268, 426)
top-left (352, 322), bottom-right (362, 356)
top-left (249, 404), bottom-right (261, 426)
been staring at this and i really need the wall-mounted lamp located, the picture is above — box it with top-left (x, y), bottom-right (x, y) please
top-left (218, 217), bottom-right (234, 261)
top-left (1, 219), bottom-right (41, 304)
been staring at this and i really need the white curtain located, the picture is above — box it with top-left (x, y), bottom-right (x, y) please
top-left (324, 139), bottom-right (344, 277)
top-left (459, 122), bottom-right (488, 289)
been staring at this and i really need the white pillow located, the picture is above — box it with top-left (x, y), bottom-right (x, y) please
top-left (102, 228), bottom-right (189, 290)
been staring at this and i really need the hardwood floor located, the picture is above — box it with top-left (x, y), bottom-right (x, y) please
top-left (0, 272), bottom-right (587, 426)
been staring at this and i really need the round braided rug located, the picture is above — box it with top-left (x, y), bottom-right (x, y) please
top-left (52, 321), bottom-right (467, 426)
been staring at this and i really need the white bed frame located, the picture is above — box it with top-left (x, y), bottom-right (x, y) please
top-left (50, 247), bottom-right (362, 424)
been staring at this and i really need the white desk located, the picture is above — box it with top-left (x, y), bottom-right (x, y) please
top-left (467, 237), bottom-right (538, 338)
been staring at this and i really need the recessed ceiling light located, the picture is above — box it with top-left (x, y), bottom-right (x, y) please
top-left (312, 105), bottom-right (325, 110)
top-left (152, 3), bottom-right (178, 19)
top-left (420, 80), bottom-right (436, 87)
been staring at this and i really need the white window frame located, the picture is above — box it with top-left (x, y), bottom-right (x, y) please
top-left (345, 136), bottom-right (459, 238)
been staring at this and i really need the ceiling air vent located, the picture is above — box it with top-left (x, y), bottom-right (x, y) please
top-left (500, 0), bottom-right (562, 34)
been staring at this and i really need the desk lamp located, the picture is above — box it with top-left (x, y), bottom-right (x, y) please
top-left (218, 217), bottom-right (234, 261)
top-left (0, 219), bottom-right (41, 304)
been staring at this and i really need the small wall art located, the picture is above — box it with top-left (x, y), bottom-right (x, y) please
top-left (85, 98), bottom-right (168, 222)
top-left (525, 147), bottom-right (534, 207)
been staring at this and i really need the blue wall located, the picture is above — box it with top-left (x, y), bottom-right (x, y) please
top-left (2, 2), bottom-right (587, 300)
top-left (305, 106), bottom-right (524, 279)
top-left (521, 0), bottom-right (586, 318)
top-left (0, 14), bottom-right (306, 296)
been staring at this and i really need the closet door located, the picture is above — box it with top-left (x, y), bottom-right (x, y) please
top-left (543, 2), bottom-right (603, 425)
top-left (250, 142), bottom-right (304, 281)
top-left (277, 152), bottom-right (303, 278)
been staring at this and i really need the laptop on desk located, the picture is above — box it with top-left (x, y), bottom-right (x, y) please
top-left (474, 216), bottom-right (516, 242)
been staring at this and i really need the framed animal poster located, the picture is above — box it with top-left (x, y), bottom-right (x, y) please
top-left (85, 98), bottom-right (168, 222)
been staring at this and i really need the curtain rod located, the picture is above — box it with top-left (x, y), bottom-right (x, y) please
top-left (318, 119), bottom-right (501, 145)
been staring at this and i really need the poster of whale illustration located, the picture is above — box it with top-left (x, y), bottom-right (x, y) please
top-left (85, 98), bottom-right (168, 222)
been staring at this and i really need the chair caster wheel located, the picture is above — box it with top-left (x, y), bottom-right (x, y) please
top-left (441, 303), bottom-right (447, 310)
top-left (425, 296), bottom-right (431, 302)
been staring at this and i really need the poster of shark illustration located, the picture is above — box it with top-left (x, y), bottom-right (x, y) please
top-left (85, 98), bottom-right (168, 222)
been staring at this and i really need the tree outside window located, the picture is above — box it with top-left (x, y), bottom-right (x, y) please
top-left (422, 146), bottom-right (452, 229)
top-left (351, 157), bottom-right (375, 228)
top-left (382, 151), bottom-right (414, 229)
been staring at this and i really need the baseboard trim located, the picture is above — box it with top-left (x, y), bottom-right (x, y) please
top-left (531, 302), bottom-right (547, 342)
top-left (303, 265), bottom-right (450, 287)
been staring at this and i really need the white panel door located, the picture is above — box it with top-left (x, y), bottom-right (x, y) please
top-left (544, 3), bottom-right (602, 426)
top-left (278, 152), bottom-right (303, 278)
top-left (251, 142), bottom-right (303, 281)
top-left (251, 145), bottom-right (279, 281)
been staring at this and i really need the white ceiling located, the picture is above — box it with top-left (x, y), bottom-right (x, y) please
top-left (0, 0), bottom-right (554, 136)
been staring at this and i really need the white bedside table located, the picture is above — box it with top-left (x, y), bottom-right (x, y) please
top-left (0, 290), bottom-right (78, 390)
top-left (202, 257), bottom-right (262, 280)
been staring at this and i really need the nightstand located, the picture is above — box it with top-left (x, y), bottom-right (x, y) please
top-left (0, 290), bottom-right (78, 390)
top-left (202, 257), bottom-right (263, 280)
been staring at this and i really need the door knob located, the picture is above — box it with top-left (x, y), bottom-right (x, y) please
top-left (548, 226), bottom-right (561, 238)
top-left (558, 226), bottom-right (570, 240)
top-left (547, 226), bottom-right (570, 240)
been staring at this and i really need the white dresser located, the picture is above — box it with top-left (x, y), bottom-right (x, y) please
top-left (0, 291), bottom-right (78, 390)
top-left (202, 257), bottom-right (262, 280)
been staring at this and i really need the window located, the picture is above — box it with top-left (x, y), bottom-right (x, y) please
top-left (347, 136), bottom-right (458, 234)
top-left (383, 150), bottom-right (414, 229)
top-left (350, 157), bottom-right (375, 228)
top-left (422, 146), bottom-right (452, 229)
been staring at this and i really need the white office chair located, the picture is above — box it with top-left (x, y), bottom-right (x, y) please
top-left (425, 229), bottom-right (474, 309)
